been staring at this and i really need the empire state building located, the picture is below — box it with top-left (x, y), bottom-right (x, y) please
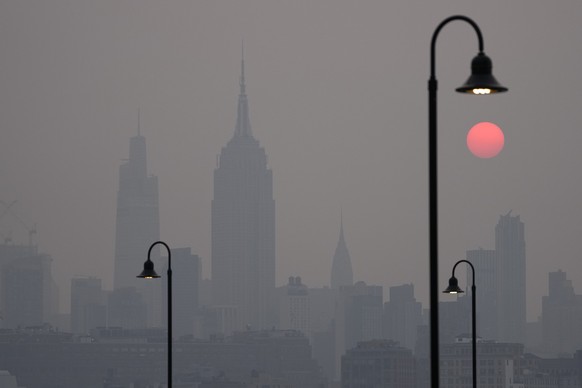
top-left (211, 57), bottom-right (276, 331)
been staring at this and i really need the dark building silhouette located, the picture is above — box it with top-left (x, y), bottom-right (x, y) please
top-left (542, 270), bottom-right (582, 356)
top-left (495, 211), bottom-right (526, 344)
top-left (330, 215), bottom-right (353, 290)
top-left (383, 283), bottom-right (422, 351)
top-left (211, 55), bottom-right (275, 331)
top-left (334, 281), bottom-right (383, 380)
top-left (70, 277), bottom-right (106, 334)
top-left (441, 339), bottom-right (523, 388)
top-left (1, 250), bottom-right (55, 329)
top-left (276, 276), bottom-right (310, 337)
top-left (161, 247), bottom-right (201, 338)
top-left (341, 340), bottom-right (415, 388)
top-left (107, 287), bottom-right (147, 329)
top-left (0, 328), bottom-right (322, 388)
top-left (112, 119), bottom-right (161, 327)
top-left (466, 248), bottom-right (498, 340)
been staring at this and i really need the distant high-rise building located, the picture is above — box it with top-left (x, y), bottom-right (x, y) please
top-left (330, 215), bottom-right (353, 290)
top-left (107, 287), bottom-right (147, 329)
top-left (383, 283), bottom-right (422, 351)
top-left (1, 253), bottom-right (54, 328)
top-left (211, 55), bottom-right (276, 331)
top-left (334, 281), bottom-right (383, 380)
top-left (113, 120), bottom-right (160, 291)
top-left (161, 248), bottom-right (201, 338)
top-left (70, 277), bottom-right (106, 334)
top-left (277, 276), bottom-right (310, 337)
top-left (113, 119), bottom-right (160, 327)
top-left (495, 211), bottom-right (526, 344)
top-left (466, 248), bottom-right (498, 340)
top-left (542, 270), bottom-right (582, 356)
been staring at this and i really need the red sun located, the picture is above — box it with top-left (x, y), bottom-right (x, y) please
top-left (466, 122), bottom-right (505, 158)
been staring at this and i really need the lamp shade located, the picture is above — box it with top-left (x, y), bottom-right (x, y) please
top-left (456, 53), bottom-right (508, 94)
top-left (443, 276), bottom-right (464, 294)
top-left (137, 258), bottom-right (160, 278)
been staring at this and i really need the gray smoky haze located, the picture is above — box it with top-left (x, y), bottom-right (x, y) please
top-left (1, 0), bottom-right (582, 322)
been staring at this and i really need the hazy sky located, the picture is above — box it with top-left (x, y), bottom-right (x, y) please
top-left (1, 1), bottom-right (581, 319)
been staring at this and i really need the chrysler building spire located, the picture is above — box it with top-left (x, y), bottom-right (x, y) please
top-left (331, 212), bottom-right (354, 289)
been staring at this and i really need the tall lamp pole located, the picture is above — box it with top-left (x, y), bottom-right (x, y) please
top-left (428, 15), bottom-right (507, 388)
top-left (137, 241), bottom-right (172, 388)
top-left (443, 259), bottom-right (477, 388)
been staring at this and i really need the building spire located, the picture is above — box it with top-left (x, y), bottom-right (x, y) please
top-left (137, 108), bottom-right (141, 136)
top-left (240, 40), bottom-right (246, 96)
top-left (340, 208), bottom-right (344, 242)
top-left (234, 43), bottom-right (253, 138)
top-left (331, 211), bottom-right (353, 289)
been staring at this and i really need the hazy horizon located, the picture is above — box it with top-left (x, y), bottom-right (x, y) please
top-left (2, 1), bottom-right (582, 321)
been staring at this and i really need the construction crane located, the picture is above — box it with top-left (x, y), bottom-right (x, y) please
top-left (0, 200), bottom-right (37, 248)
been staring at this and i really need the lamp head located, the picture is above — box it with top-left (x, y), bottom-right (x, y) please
top-left (456, 52), bottom-right (508, 95)
top-left (137, 258), bottom-right (160, 279)
top-left (443, 276), bottom-right (464, 294)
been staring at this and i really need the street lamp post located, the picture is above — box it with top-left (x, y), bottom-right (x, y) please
top-left (137, 241), bottom-right (172, 388)
top-left (443, 259), bottom-right (477, 388)
top-left (428, 15), bottom-right (507, 388)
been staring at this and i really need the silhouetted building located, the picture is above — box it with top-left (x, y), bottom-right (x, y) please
top-left (496, 212), bottom-right (526, 344)
top-left (341, 340), bottom-right (415, 388)
top-left (70, 277), bottom-right (105, 334)
top-left (439, 299), bottom-right (471, 345)
top-left (107, 287), bottom-right (147, 329)
top-left (383, 283), bottom-right (422, 351)
top-left (331, 215), bottom-right (353, 290)
top-left (334, 281), bottom-right (383, 380)
top-left (211, 56), bottom-right (275, 331)
top-left (441, 338), bottom-right (524, 388)
top-left (1, 253), bottom-right (54, 328)
top-left (542, 270), bottom-right (582, 356)
top-left (161, 247), bottom-right (201, 338)
top-left (0, 328), bottom-right (323, 388)
top-left (467, 248), bottom-right (498, 340)
top-left (113, 120), bottom-right (161, 327)
top-left (308, 286), bottom-right (337, 380)
top-left (308, 286), bottom-right (337, 335)
top-left (278, 276), bottom-right (310, 337)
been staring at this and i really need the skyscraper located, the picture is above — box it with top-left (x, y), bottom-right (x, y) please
top-left (162, 248), bottom-right (201, 338)
top-left (542, 270), bottom-right (582, 355)
top-left (70, 277), bottom-right (106, 334)
top-left (466, 248), bottom-right (498, 340)
top-left (211, 55), bottom-right (275, 331)
top-left (331, 215), bottom-right (353, 289)
top-left (112, 118), bottom-right (160, 327)
top-left (383, 283), bottom-right (422, 350)
top-left (495, 211), bottom-right (526, 344)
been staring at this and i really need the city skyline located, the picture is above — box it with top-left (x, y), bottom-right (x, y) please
top-left (1, 1), bottom-right (582, 323)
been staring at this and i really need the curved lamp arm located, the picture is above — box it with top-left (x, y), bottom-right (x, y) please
top-left (430, 15), bottom-right (484, 79)
top-left (451, 259), bottom-right (475, 287)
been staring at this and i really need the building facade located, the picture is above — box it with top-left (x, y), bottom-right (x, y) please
top-left (211, 57), bottom-right (276, 331)
top-left (495, 212), bottom-right (526, 344)
top-left (341, 340), bottom-right (415, 388)
top-left (70, 277), bottom-right (106, 334)
top-left (440, 339), bottom-right (524, 388)
top-left (542, 270), bottom-right (582, 356)
top-left (331, 216), bottom-right (353, 290)
top-left (467, 248), bottom-right (498, 341)
top-left (112, 121), bottom-right (161, 327)
top-left (383, 283), bottom-right (422, 351)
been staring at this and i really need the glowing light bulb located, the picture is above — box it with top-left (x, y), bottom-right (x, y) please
top-left (472, 88), bottom-right (492, 95)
